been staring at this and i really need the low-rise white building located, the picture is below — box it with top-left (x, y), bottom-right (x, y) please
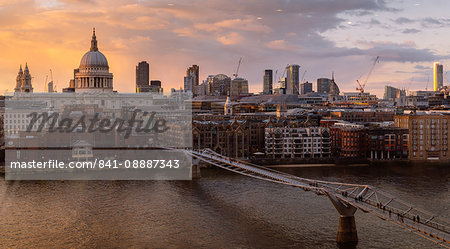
top-left (265, 126), bottom-right (331, 158)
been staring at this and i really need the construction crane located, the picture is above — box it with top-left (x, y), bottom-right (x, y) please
top-left (444, 71), bottom-right (450, 92)
top-left (301, 70), bottom-right (307, 83)
top-left (356, 56), bottom-right (379, 102)
top-left (44, 75), bottom-right (48, 91)
top-left (278, 64), bottom-right (288, 88)
top-left (233, 57), bottom-right (242, 78)
top-left (356, 56), bottom-right (379, 94)
top-left (274, 69), bottom-right (278, 85)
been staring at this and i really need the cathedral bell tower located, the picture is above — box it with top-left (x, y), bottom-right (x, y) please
top-left (15, 63), bottom-right (33, 93)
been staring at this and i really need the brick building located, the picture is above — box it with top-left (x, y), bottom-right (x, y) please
top-left (330, 122), bottom-right (366, 158)
top-left (366, 127), bottom-right (409, 160)
top-left (395, 112), bottom-right (450, 160)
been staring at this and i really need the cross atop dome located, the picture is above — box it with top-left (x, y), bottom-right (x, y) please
top-left (90, 28), bottom-right (98, 51)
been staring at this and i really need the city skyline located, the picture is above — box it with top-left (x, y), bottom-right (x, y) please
top-left (1, 0), bottom-right (450, 97)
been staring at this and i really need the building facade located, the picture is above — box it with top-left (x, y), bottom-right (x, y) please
top-left (230, 77), bottom-right (249, 96)
top-left (285, 64), bottom-right (300, 95)
top-left (316, 76), bottom-right (340, 95)
top-left (395, 113), bottom-right (450, 160)
top-left (433, 62), bottom-right (443, 91)
top-left (207, 74), bottom-right (231, 95)
top-left (192, 117), bottom-right (265, 158)
top-left (366, 127), bottom-right (409, 160)
top-left (265, 125), bottom-right (331, 159)
top-left (300, 81), bottom-right (313, 95)
top-left (384, 85), bottom-right (406, 100)
top-left (263, 69), bottom-right (273, 94)
top-left (184, 65), bottom-right (199, 94)
top-left (136, 61), bottom-right (149, 88)
top-left (330, 122), bottom-right (366, 158)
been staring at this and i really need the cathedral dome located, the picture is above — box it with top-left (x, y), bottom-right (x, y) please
top-left (79, 50), bottom-right (109, 69)
top-left (79, 28), bottom-right (109, 69)
top-left (73, 28), bottom-right (114, 93)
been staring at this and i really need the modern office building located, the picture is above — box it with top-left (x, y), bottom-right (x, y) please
top-left (317, 75), bottom-right (339, 95)
top-left (184, 65), bottom-right (199, 94)
top-left (433, 62), bottom-right (443, 91)
top-left (135, 61), bottom-right (163, 93)
top-left (384, 85), bottom-right (406, 100)
top-left (285, 64), bottom-right (300, 95)
top-left (263, 69), bottom-right (273, 94)
top-left (230, 77), bottom-right (249, 96)
top-left (366, 127), bottom-right (409, 160)
top-left (207, 74), bottom-right (231, 95)
top-left (300, 81), bottom-right (313, 95)
top-left (136, 61), bottom-right (149, 88)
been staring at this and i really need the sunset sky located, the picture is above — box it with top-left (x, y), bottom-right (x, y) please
top-left (1, 0), bottom-right (450, 97)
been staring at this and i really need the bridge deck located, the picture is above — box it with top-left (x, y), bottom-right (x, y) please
top-left (187, 149), bottom-right (450, 248)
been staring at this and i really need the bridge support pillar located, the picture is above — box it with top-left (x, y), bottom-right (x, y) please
top-left (191, 158), bottom-right (201, 179)
top-left (326, 192), bottom-right (358, 246)
top-left (337, 215), bottom-right (357, 245)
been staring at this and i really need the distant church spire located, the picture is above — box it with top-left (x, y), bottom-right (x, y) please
top-left (15, 63), bottom-right (33, 93)
top-left (90, 28), bottom-right (98, 51)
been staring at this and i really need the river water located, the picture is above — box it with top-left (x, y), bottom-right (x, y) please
top-left (0, 163), bottom-right (449, 249)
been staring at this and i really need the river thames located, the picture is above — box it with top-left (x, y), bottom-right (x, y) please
top-left (1, 163), bottom-right (449, 248)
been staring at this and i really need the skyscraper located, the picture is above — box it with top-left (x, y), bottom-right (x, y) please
top-left (285, 64), bottom-right (300, 95)
top-left (185, 65), bottom-right (199, 94)
top-left (136, 61), bottom-right (150, 87)
top-left (187, 65), bottom-right (199, 86)
top-left (433, 62), bottom-right (443, 91)
top-left (263, 69), bottom-right (273, 94)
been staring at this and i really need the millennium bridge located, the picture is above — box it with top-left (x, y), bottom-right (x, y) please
top-left (184, 148), bottom-right (450, 248)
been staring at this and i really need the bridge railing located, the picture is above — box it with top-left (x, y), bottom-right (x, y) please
top-left (191, 148), bottom-right (450, 242)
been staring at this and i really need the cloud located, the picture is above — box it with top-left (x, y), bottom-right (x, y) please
top-left (360, 41), bottom-right (446, 63)
top-left (216, 32), bottom-right (243, 45)
top-left (414, 65), bottom-right (432, 70)
top-left (266, 40), bottom-right (299, 51)
top-left (195, 18), bottom-right (272, 33)
top-left (0, 0), bottom-right (446, 97)
top-left (402, 28), bottom-right (420, 34)
top-left (421, 17), bottom-right (450, 28)
top-left (393, 17), bottom-right (414, 24)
